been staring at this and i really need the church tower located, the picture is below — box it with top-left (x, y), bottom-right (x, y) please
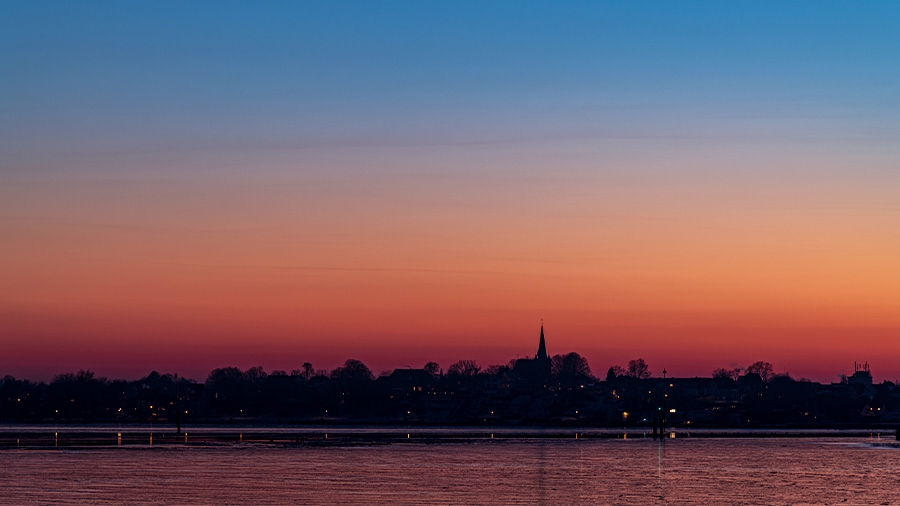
top-left (536, 322), bottom-right (548, 361)
top-left (512, 321), bottom-right (552, 387)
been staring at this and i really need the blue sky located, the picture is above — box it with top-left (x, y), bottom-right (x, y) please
top-left (3, 2), bottom-right (898, 174)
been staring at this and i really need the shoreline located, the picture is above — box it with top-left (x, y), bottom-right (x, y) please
top-left (3, 425), bottom-right (899, 448)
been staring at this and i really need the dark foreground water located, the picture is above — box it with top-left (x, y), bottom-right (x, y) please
top-left (2, 429), bottom-right (899, 505)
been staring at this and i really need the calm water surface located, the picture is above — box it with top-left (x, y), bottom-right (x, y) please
top-left (3, 435), bottom-right (899, 505)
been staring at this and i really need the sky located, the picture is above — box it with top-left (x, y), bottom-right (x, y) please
top-left (2, 2), bottom-right (900, 382)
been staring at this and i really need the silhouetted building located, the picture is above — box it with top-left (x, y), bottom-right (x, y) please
top-left (849, 362), bottom-right (873, 387)
top-left (387, 368), bottom-right (434, 392)
top-left (512, 324), bottom-right (551, 387)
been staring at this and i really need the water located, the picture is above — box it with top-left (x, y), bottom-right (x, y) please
top-left (2, 430), bottom-right (899, 505)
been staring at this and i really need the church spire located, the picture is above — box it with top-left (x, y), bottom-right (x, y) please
top-left (536, 320), bottom-right (548, 361)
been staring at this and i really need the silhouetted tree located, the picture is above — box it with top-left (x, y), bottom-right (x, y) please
top-left (53, 369), bottom-right (96, 384)
top-left (484, 363), bottom-right (511, 376)
top-left (552, 352), bottom-right (592, 385)
top-left (301, 362), bottom-right (314, 381)
top-left (712, 368), bottom-right (742, 381)
top-left (770, 373), bottom-right (794, 384)
top-left (4, 358), bottom-right (900, 427)
top-left (48, 370), bottom-right (107, 418)
top-left (328, 359), bottom-right (374, 416)
top-left (330, 359), bottom-right (374, 384)
top-left (206, 367), bottom-right (243, 388)
top-left (606, 365), bottom-right (626, 382)
top-left (243, 366), bottom-right (267, 384)
top-left (0, 375), bottom-right (42, 420)
top-left (447, 360), bottom-right (480, 377)
top-left (626, 359), bottom-right (651, 379)
top-left (423, 361), bottom-right (441, 377)
top-left (259, 371), bottom-right (301, 415)
top-left (206, 367), bottom-right (247, 414)
top-left (747, 361), bottom-right (774, 382)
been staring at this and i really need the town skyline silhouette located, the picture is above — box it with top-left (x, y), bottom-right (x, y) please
top-left (4, 325), bottom-right (896, 433)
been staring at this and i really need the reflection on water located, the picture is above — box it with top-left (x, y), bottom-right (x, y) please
top-left (2, 436), bottom-right (900, 505)
top-left (657, 439), bottom-right (663, 501)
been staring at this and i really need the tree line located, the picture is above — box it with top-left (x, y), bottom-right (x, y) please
top-left (2, 355), bottom-right (847, 425)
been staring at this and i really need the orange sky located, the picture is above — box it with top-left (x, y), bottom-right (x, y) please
top-left (2, 148), bottom-right (899, 382)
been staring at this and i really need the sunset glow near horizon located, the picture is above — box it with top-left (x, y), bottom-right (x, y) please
top-left (3, 3), bottom-right (900, 382)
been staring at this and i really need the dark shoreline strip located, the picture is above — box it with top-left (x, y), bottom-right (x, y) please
top-left (2, 429), bottom-right (899, 449)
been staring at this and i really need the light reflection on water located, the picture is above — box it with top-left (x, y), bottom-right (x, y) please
top-left (2, 437), bottom-right (899, 505)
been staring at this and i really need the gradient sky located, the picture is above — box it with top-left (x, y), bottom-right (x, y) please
top-left (2, 2), bottom-right (900, 382)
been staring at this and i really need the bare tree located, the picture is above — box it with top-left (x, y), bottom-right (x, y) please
top-left (423, 361), bottom-right (441, 377)
top-left (447, 359), bottom-right (480, 377)
top-left (626, 358), bottom-right (651, 379)
top-left (606, 365), bottom-right (626, 381)
top-left (747, 361), bottom-right (774, 382)
top-left (243, 366), bottom-right (267, 383)
top-left (552, 352), bottom-right (592, 383)
top-left (330, 359), bottom-right (374, 384)
top-left (484, 364), bottom-right (510, 376)
top-left (712, 367), bottom-right (742, 381)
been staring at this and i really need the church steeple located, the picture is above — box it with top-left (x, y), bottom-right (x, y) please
top-left (536, 321), bottom-right (548, 361)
